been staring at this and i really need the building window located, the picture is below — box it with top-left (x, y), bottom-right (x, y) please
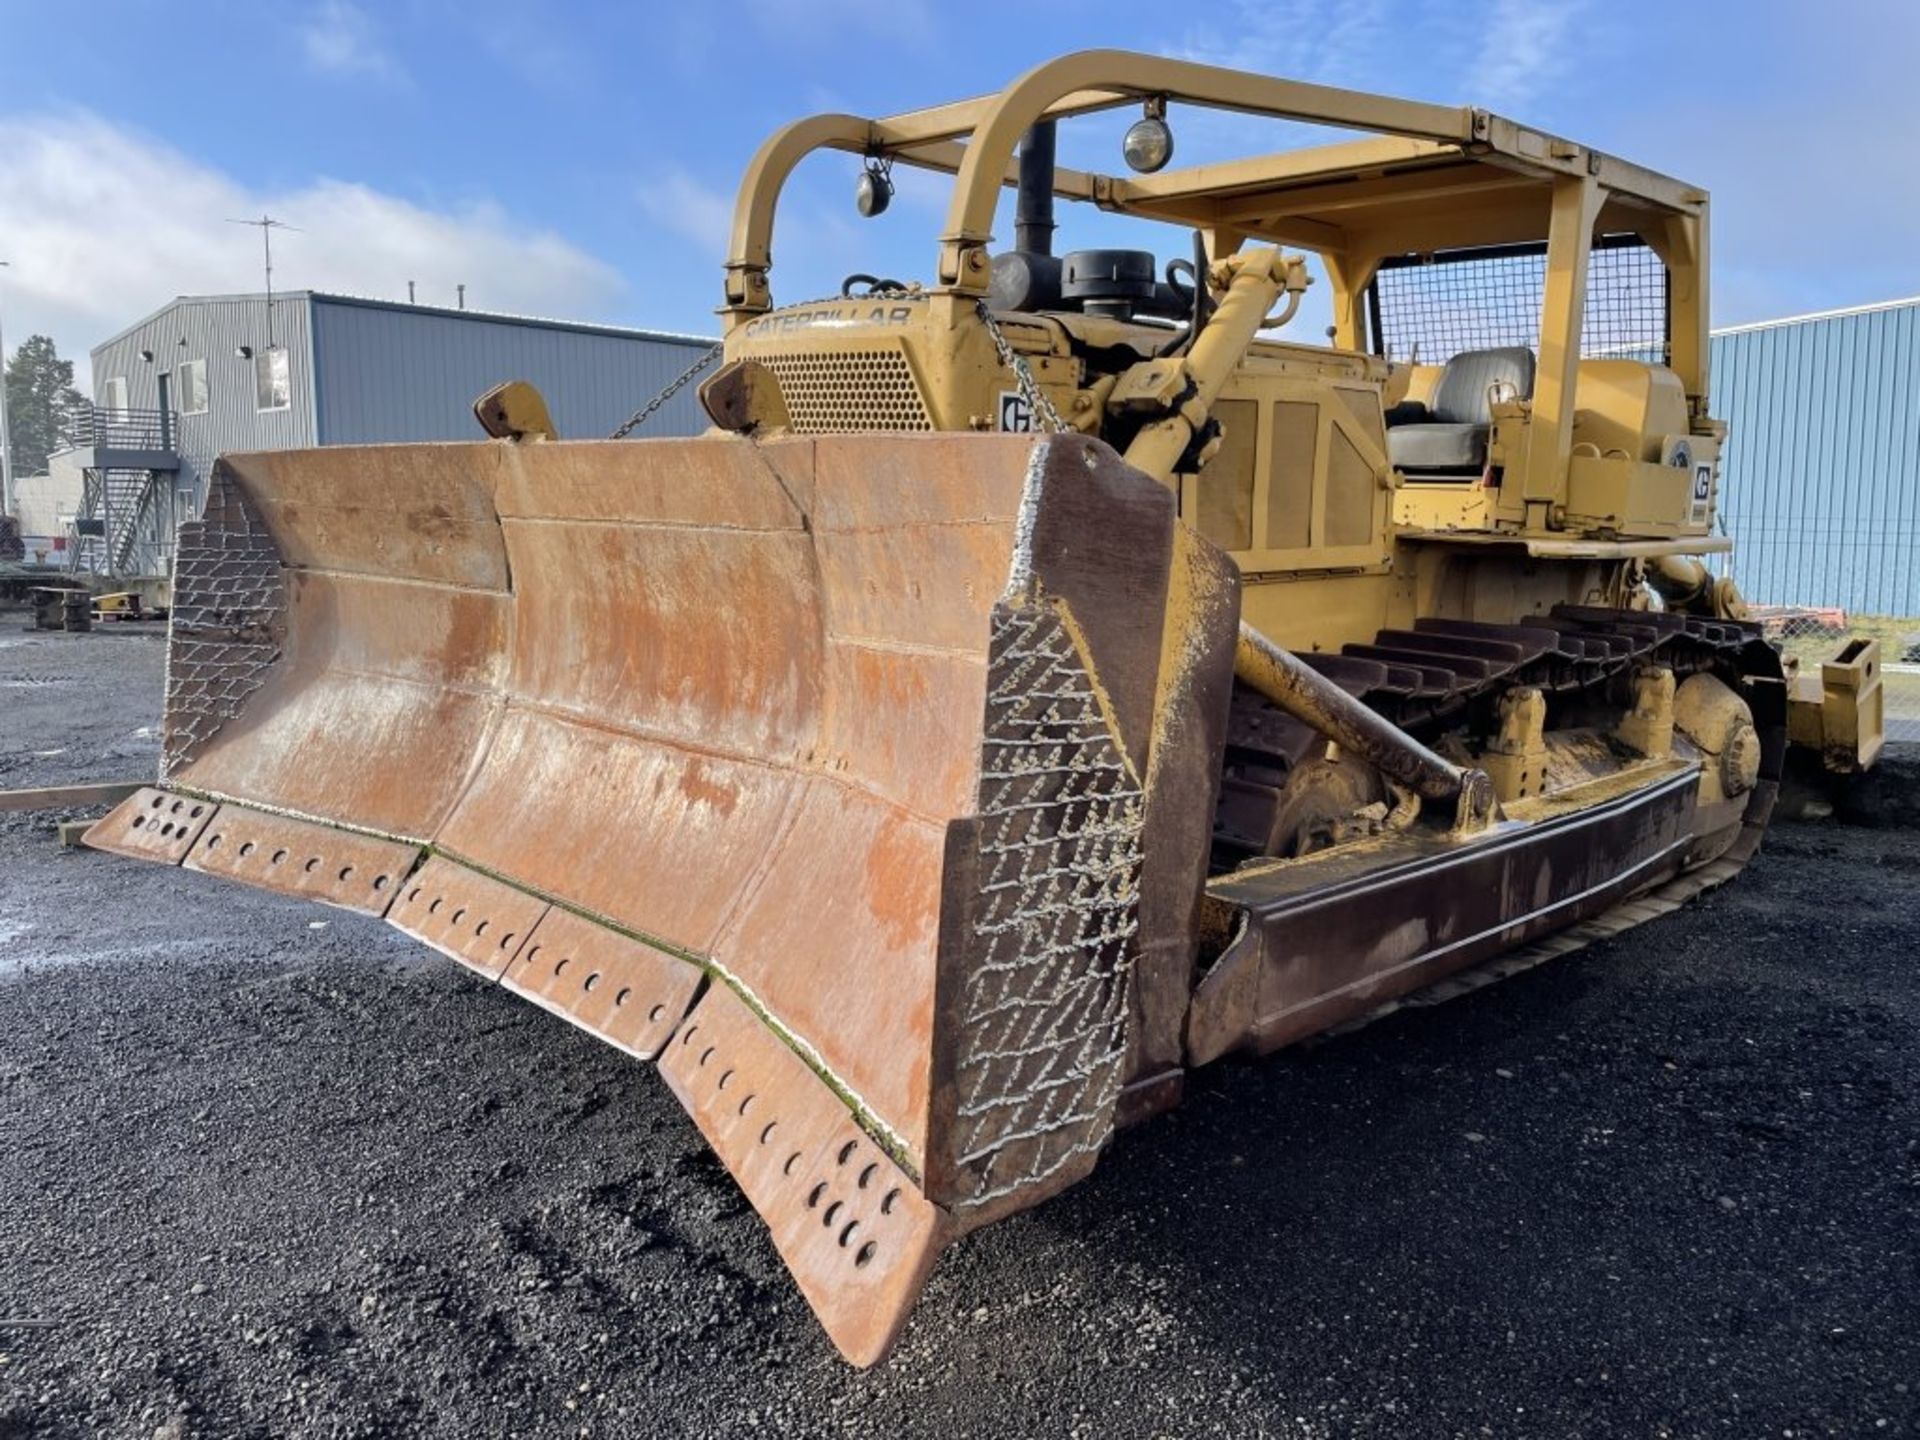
top-left (101, 377), bottom-right (128, 414)
top-left (255, 347), bottom-right (291, 412)
top-left (178, 359), bottom-right (209, 415)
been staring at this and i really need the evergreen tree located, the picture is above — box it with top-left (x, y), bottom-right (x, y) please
top-left (5, 334), bottom-right (88, 477)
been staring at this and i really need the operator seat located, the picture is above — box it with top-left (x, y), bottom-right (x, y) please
top-left (1386, 346), bottom-right (1536, 475)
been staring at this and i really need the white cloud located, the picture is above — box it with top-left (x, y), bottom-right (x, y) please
top-left (0, 111), bottom-right (627, 390)
top-left (638, 169), bottom-right (736, 257)
top-left (1470, 0), bottom-right (1586, 111)
top-left (1177, 0), bottom-right (1585, 115)
top-left (1164, 0), bottom-right (1404, 165)
top-left (299, 0), bottom-right (407, 84)
top-left (1176, 0), bottom-right (1393, 90)
top-left (637, 160), bottom-right (885, 310)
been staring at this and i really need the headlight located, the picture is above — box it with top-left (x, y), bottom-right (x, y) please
top-left (1122, 100), bottom-right (1175, 174)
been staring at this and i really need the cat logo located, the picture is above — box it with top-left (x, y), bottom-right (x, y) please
top-left (997, 390), bottom-right (1034, 433)
top-left (1689, 462), bottom-right (1713, 525)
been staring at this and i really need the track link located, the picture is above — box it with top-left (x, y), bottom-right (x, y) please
top-left (1216, 603), bottom-right (1770, 864)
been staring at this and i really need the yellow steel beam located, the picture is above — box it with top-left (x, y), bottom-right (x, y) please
top-left (722, 115), bottom-right (1097, 319)
top-left (1107, 136), bottom-right (1463, 205)
top-left (1323, 251), bottom-right (1381, 352)
top-left (873, 88), bottom-right (1137, 145)
top-left (1347, 191), bottom-right (1557, 260)
top-left (1592, 152), bottom-right (1706, 215)
top-left (721, 50), bottom-right (1707, 317)
top-left (1119, 201), bottom-right (1349, 254)
top-left (937, 50), bottom-right (1478, 289)
top-left (892, 140), bottom-right (1099, 200)
top-left (1202, 166), bottom-right (1536, 228)
top-left (1473, 120), bottom-right (1703, 215)
top-left (1647, 212), bottom-right (1709, 409)
top-left (1399, 531), bottom-right (1735, 558)
top-left (724, 113), bottom-right (868, 314)
top-left (1520, 174), bottom-right (1605, 507)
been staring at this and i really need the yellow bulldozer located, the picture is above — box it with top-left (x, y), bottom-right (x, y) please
top-left (88, 51), bottom-right (1884, 1364)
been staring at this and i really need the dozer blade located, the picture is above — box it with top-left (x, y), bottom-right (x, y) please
top-left (87, 430), bottom-right (1241, 1364)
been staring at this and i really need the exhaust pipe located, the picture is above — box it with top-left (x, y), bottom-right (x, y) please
top-left (991, 124), bottom-right (1064, 311)
top-left (1014, 121), bottom-right (1057, 256)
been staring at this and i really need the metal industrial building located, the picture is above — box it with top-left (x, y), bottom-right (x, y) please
top-left (47, 288), bottom-right (1920, 620)
top-left (1711, 295), bottom-right (1920, 618)
top-left (64, 291), bottom-right (714, 575)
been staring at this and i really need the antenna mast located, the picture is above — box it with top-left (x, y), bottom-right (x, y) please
top-left (226, 215), bottom-right (300, 347)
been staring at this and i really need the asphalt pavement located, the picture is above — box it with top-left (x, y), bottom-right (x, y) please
top-left (1, 622), bottom-right (1915, 1438)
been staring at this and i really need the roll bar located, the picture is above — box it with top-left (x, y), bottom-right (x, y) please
top-left (721, 50), bottom-right (1476, 319)
top-left (717, 48), bottom-right (1710, 407)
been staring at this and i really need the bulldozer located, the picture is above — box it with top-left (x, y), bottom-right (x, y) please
top-left (87, 51), bottom-right (1884, 1364)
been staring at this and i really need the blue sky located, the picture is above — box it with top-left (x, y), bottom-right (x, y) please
top-left (2, 0), bottom-right (1916, 388)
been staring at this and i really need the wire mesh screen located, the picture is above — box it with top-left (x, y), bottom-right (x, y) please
top-left (1368, 235), bottom-right (1669, 365)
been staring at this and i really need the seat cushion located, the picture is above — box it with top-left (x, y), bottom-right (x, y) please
top-left (1431, 346), bottom-right (1536, 425)
top-left (1387, 421), bottom-right (1488, 472)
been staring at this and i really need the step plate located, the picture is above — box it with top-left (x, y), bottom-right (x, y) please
top-left (658, 981), bottom-right (947, 1367)
top-left (184, 806), bottom-right (422, 916)
top-left (84, 787), bottom-right (218, 864)
top-left (387, 856), bottom-right (547, 977)
top-left (502, 907), bottom-right (702, 1061)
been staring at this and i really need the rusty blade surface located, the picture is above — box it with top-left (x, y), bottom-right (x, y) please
top-left (387, 856), bottom-right (548, 978)
top-left (165, 450), bottom-right (512, 840)
top-left (184, 804), bottom-right (421, 916)
top-left (657, 981), bottom-right (947, 1367)
top-left (134, 429), bottom-right (1239, 1360)
top-left (152, 433), bottom-right (1206, 1188)
top-left (425, 435), bottom-right (1056, 1169)
top-left (502, 908), bottom-right (703, 1061)
top-left (84, 788), bottom-right (218, 864)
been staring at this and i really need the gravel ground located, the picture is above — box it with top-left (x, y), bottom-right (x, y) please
top-left (0, 626), bottom-right (169, 791)
top-left (2, 621), bottom-right (1916, 1439)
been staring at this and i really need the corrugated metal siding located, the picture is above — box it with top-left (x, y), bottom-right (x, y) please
top-left (311, 299), bottom-right (712, 444)
top-left (89, 296), bottom-right (317, 509)
top-left (1711, 299), bottom-right (1920, 614)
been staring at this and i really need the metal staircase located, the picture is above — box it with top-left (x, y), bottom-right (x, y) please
top-left (58, 406), bottom-right (182, 579)
top-left (71, 467), bottom-right (177, 575)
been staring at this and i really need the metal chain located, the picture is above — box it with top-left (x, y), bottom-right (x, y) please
top-left (605, 284), bottom-right (907, 439)
top-left (976, 300), bottom-right (1066, 434)
top-left (608, 342), bottom-right (724, 439)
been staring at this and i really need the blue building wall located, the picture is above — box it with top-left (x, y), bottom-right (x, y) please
top-left (91, 295), bottom-right (319, 506)
top-left (92, 292), bottom-right (716, 519)
top-left (1710, 297), bottom-right (1920, 615)
top-left (309, 296), bottom-right (712, 445)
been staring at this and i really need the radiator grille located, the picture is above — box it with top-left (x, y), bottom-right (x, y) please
top-left (761, 348), bottom-right (934, 433)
